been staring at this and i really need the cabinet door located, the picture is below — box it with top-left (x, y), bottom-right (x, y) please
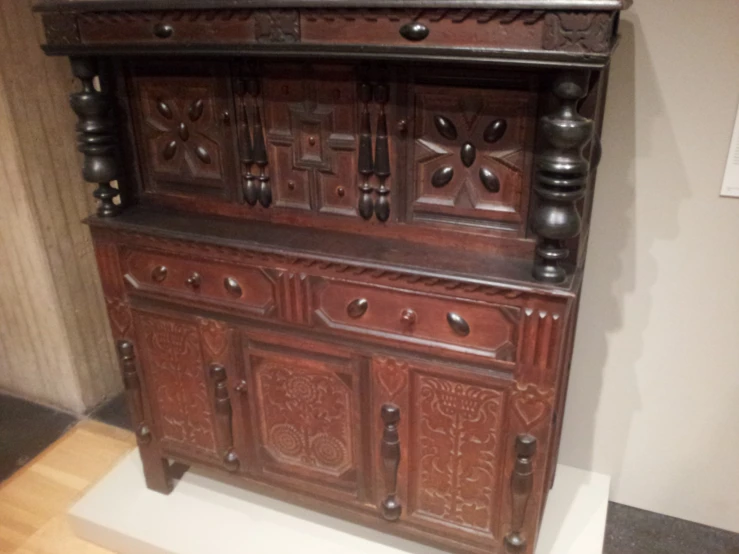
top-left (133, 309), bottom-right (241, 471)
top-left (408, 81), bottom-right (537, 234)
top-left (237, 330), bottom-right (373, 507)
top-left (129, 61), bottom-right (238, 200)
top-left (371, 356), bottom-right (554, 552)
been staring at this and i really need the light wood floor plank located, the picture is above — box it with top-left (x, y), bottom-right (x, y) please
top-left (0, 420), bottom-right (135, 554)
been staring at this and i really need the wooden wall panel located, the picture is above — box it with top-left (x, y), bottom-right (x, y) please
top-left (0, 0), bottom-right (120, 412)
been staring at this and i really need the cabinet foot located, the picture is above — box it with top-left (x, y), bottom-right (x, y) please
top-left (141, 453), bottom-right (174, 495)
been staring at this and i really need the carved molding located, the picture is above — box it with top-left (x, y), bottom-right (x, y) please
top-left (303, 9), bottom-right (545, 25)
top-left (77, 10), bottom-right (253, 24)
top-left (100, 228), bottom-right (531, 301)
top-left (542, 12), bottom-right (614, 54)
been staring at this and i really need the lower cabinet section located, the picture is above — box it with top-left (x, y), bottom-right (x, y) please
top-left (123, 306), bottom-right (554, 554)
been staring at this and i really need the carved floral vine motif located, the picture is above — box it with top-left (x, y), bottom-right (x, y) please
top-left (139, 315), bottom-right (218, 454)
top-left (414, 375), bottom-right (504, 533)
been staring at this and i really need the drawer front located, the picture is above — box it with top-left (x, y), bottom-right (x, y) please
top-left (78, 11), bottom-right (255, 45)
top-left (301, 11), bottom-right (546, 50)
top-left (122, 248), bottom-right (276, 316)
top-left (312, 278), bottom-right (520, 362)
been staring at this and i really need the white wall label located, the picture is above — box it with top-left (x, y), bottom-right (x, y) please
top-left (720, 100), bottom-right (739, 198)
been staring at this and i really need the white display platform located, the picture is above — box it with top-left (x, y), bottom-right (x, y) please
top-left (69, 450), bottom-right (610, 554)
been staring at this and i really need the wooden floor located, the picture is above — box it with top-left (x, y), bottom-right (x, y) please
top-left (0, 420), bottom-right (135, 554)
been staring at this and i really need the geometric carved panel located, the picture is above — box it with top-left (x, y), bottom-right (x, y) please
top-left (130, 62), bottom-right (236, 198)
top-left (410, 372), bottom-right (505, 536)
top-left (261, 64), bottom-right (359, 216)
top-left (411, 85), bottom-right (536, 232)
top-left (135, 312), bottom-right (217, 455)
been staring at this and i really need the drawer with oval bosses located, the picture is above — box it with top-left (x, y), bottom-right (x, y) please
top-left (311, 277), bottom-right (521, 363)
top-left (121, 247), bottom-right (277, 317)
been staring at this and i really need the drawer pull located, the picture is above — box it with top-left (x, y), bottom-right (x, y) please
top-left (153, 23), bottom-right (174, 39)
top-left (224, 277), bottom-right (242, 297)
top-left (399, 22), bottom-right (429, 42)
top-left (447, 312), bottom-right (470, 337)
top-left (186, 272), bottom-right (202, 290)
top-left (400, 308), bottom-right (417, 327)
top-left (347, 298), bottom-right (368, 319)
top-left (151, 265), bottom-right (168, 283)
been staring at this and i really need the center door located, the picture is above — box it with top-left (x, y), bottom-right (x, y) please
top-left (235, 329), bottom-right (374, 509)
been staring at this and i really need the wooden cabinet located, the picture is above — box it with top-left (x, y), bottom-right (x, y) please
top-left (38, 1), bottom-right (630, 552)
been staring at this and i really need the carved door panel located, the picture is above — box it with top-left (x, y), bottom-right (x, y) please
top-left (133, 309), bottom-right (242, 471)
top-left (237, 330), bottom-right (372, 507)
top-left (129, 61), bottom-right (238, 200)
top-left (371, 356), bottom-right (554, 552)
top-left (408, 82), bottom-right (537, 234)
top-left (240, 63), bottom-right (397, 221)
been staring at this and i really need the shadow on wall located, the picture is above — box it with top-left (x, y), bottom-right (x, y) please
top-left (558, 14), bottom-right (691, 489)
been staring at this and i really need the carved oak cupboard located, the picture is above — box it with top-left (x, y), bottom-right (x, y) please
top-left (36, 0), bottom-right (630, 552)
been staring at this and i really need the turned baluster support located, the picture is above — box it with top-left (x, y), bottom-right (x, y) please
top-left (532, 72), bottom-right (594, 283)
top-left (210, 364), bottom-right (240, 472)
top-left (69, 57), bottom-right (120, 217)
top-left (380, 404), bottom-right (402, 521)
top-left (505, 434), bottom-right (537, 552)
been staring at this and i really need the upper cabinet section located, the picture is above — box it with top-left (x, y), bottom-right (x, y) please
top-left (123, 60), bottom-right (545, 245)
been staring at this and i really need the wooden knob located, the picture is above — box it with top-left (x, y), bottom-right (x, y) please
top-left (185, 272), bottom-right (201, 290)
top-left (447, 312), bottom-right (470, 337)
top-left (399, 22), bottom-right (429, 41)
top-left (224, 277), bottom-right (242, 297)
top-left (153, 23), bottom-right (174, 39)
top-left (347, 298), bottom-right (368, 319)
top-left (400, 308), bottom-right (417, 326)
top-left (151, 265), bottom-right (168, 283)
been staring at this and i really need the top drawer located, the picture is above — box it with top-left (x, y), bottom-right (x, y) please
top-left (77, 11), bottom-right (266, 45)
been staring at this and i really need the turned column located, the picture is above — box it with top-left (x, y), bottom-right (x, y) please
top-left (532, 72), bottom-right (594, 283)
top-left (69, 57), bottom-right (120, 217)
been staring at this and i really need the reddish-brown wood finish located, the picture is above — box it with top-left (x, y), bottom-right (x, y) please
top-left (39, 1), bottom-right (628, 552)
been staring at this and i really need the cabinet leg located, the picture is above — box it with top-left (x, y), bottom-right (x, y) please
top-left (140, 451), bottom-right (173, 495)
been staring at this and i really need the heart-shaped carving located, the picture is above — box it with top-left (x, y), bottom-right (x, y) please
top-left (199, 319), bottom-right (228, 358)
top-left (106, 299), bottom-right (132, 337)
top-left (375, 358), bottom-right (409, 399)
top-left (512, 388), bottom-right (550, 428)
